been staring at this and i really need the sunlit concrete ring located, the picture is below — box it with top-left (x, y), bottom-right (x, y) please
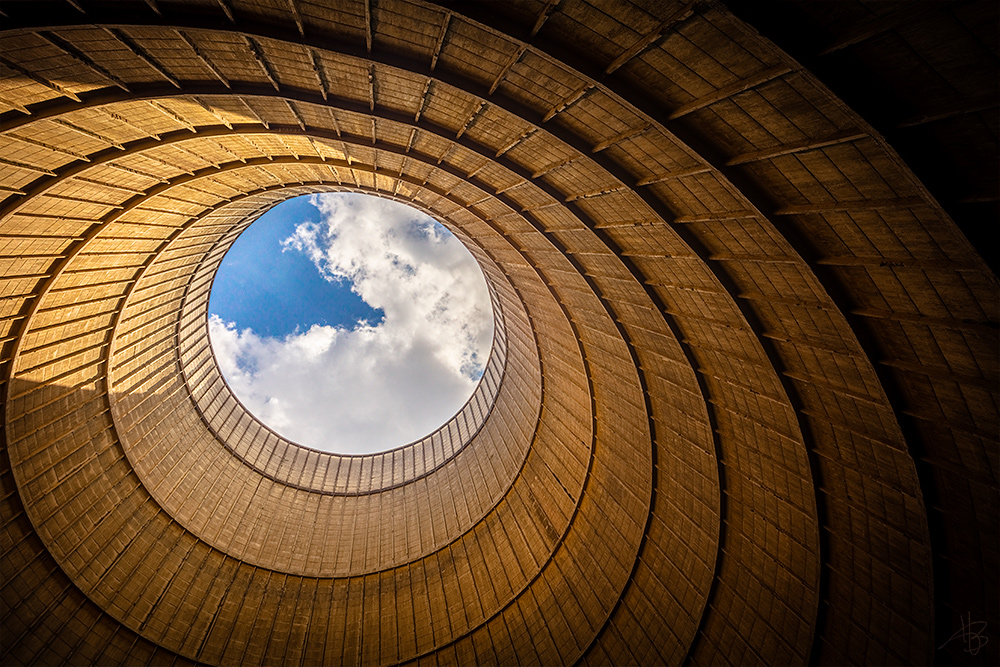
top-left (0, 43), bottom-right (720, 664)
top-left (5, 121), bottom-right (664, 652)
top-left (101, 183), bottom-right (552, 577)
top-left (5, 153), bottom-right (664, 656)
top-left (0, 22), bottom-right (752, 664)
top-left (1, 83), bottom-right (728, 632)
top-left (173, 189), bottom-right (519, 493)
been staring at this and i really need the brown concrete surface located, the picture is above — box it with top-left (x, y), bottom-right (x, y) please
top-left (1, 1), bottom-right (996, 665)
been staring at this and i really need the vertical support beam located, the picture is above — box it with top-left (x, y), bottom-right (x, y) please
top-left (467, 161), bottom-right (489, 180)
top-left (106, 162), bottom-right (169, 184)
top-left (71, 176), bottom-right (147, 195)
top-left (310, 50), bottom-right (328, 101)
top-left (104, 27), bottom-right (180, 88)
top-left (530, 0), bottom-right (563, 38)
top-left (286, 0), bottom-right (305, 36)
top-left (456, 101), bottom-right (487, 139)
top-left (531, 155), bottom-right (577, 179)
top-left (604, 1), bottom-right (700, 74)
top-left (306, 136), bottom-right (326, 161)
top-left (725, 130), bottom-right (866, 165)
top-left (145, 154), bottom-right (195, 177)
top-left (237, 96), bottom-right (269, 128)
top-left (176, 30), bottom-right (230, 88)
top-left (495, 127), bottom-right (535, 158)
top-left (431, 13), bottom-right (451, 71)
top-left (99, 108), bottom-right (160, 141)
top-left (0, 158), bottom-right (57, 176)
top-left (148, 100), bottom-right (197, 133)
top-left (818, 3), bottom-right (942, 55)
top-left (174, 144), bottom-right (220, 169)
top-left (5, 133), bottom-right (90, 161)
top-left (414, 78), bottom-right (432, 122)
top-left (216, 0), bottom-right (235, 23)
top-left (285, 100), bottom-right (306, 131)
top-left (242, 35), bottom-right (280, 91)
top-left (667, 65), bottom-right (791, 119)
top-left (0, 95), bottom-right (31, 115)
top-left (543, 84), bottom-right (592, 122)
top-left (363, 0), bottom-right (372, 53)
top-left (34, 31), bottom-right (130, 92)
top-left (243, 138), bottom-right (273, 161)
top-left (590, 124), bottom-right (650, 153)
top-left (274, 136), bottom-right (299, 161)
top-left (437, 144), bottom-right (455, 165)
top-left (0, 55), bottom-right (82, 102)
top-left (326, 107), bottom-right (342, 137)
top-left (489, 45), bottom-right (526, 95)
top-left (193, 96), bottom-right (232, 130)
top-left (211, 139), bottom-right (247, 164)
top-left (50, 118), bottom-right (125, 149)
top-left (635, 164), bottom-right (711, 186)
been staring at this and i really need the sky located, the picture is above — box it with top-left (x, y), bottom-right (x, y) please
top-left (208, 193), bottom-right (494, 455)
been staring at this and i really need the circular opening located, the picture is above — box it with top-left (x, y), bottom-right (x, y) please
top-left (207, 192), bottom-right (495, 454)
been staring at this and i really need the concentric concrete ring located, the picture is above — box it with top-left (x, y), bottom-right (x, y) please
top-left (1, 1), bottom-right (996, 666)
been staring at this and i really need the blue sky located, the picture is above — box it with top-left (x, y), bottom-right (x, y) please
top-left (209, 196), bottom-right (383, 339)
top-left (207, 193), bottom-right (494, 454)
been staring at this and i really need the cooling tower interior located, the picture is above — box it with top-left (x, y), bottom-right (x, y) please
top-left (1, 1), bottom-right (997, 665)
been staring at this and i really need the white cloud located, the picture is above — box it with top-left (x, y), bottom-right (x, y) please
top-left (208, 193), bottom-right (494, 454)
